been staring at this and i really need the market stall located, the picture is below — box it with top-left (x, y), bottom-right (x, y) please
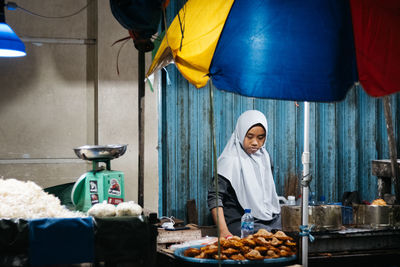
top-left (2, 0), bottom-right (399, 266)
top-left (145, 0), bottom-right (400, 266)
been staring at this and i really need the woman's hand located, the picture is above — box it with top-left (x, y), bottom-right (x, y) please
top-left (220, 229), bottom-right (233, 239)
top-left (211, 207), bottom-right (233, 239)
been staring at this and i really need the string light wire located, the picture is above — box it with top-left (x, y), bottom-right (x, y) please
top-left (6, 0), bottom-right (94, 19)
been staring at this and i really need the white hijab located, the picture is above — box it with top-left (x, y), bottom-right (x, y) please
top-left (217, 110), bottom-right (280, 221)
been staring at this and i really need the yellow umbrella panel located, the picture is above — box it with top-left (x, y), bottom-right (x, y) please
top-left (147, 0), bottom-right (234, 88)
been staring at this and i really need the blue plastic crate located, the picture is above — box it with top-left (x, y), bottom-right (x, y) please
top-left (342, 206), bottom-right (353, 225)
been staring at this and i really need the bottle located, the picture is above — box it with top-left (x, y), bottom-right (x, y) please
top-left (309, 192), bottom-right (317, 206)
top-left (241, 209), bottom-right (254, 238)
top-left (288, 195), bottom-right (296, 205)
top-left (319, 195), bottom-right (326, 205)
top-left (296, 194), bottom-right (302, 205)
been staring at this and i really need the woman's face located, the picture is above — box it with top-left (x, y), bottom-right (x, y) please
top-left (242, 125), bottom-right (266, 154)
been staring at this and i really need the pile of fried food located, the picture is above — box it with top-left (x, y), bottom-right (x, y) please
top-left (183, 229), bottom-right (296, 261)
top-left (371, 198), bottom-right (387, 206)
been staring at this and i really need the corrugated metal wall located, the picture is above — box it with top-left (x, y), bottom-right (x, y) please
top-left (158, 1), bottom-right (400, 226)
top-left (159, 69), bottom-right (400, 226)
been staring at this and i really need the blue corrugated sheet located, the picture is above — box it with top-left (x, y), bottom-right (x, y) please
top-left (159, 65), bottom-right (399, 226)
top-left (158, 1), bottom-right (400, 226)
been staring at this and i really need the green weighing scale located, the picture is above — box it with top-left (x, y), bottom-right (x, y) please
top-left (71, 144), bottom-right (127, 212)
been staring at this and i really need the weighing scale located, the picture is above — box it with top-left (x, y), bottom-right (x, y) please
top-left (71, 144), bottom-right (128, 212)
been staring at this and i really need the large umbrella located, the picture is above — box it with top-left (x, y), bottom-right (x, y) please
top-left (148, 0), bottom-right (400, 100)
top-left (146, 0), bottom-right (400, 265)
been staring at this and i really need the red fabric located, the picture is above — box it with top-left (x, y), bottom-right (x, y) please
top-left (350, 0), bottom-right (400, 97)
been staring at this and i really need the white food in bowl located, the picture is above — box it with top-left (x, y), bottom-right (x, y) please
top-left (88, 201), bottom-right (116, 217)
top-left (116, 201), bottom-right (143, 216)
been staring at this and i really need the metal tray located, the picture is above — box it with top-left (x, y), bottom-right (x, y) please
top-left (174, 245), bottom-right (297, 266)
top-left (74, 144), bottom-right (127, 160)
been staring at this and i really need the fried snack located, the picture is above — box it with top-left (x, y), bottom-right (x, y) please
top-left (253, 228), bottom-right (274, 238)
top-left (371, 198), bottom-right (387, 206)
top-left (184, 247), bottom-right (201, 257)
top-left (218, 239), bottom-right (228, 248)
top-left (285, 240), bottom-right (297, 246)
top-left (245, 249), bottom-right (264, 260)
top-left (279, 245), bottom-right (291, 252)
top-left (222, 248), bottom-right (240, 256)
top-left (230, 253), bottom-right (246, 261)
top-left (213, 254), bottom-right (228, 260)
top-left (266, 245), bottom-right (280, 253)
top-left (279, 250), bottom-right (291, 257)
top-left (254, 236), bottom-right (270, 246)
top-left (271, 236), bottom-right (283, 246)
top-left (230, 235), bottom-right (241, 241)
top-left (240, 245), bottom-right (252, 255)
top-left (183, 230), bottom-right (297, 261)
top-left (201, 244), bottom-right (217, 253)
top-left (273, 230), bottom-right (293, 240)
top-left (254, 246), bottom-right (268, 255)
top-left (241, 238), bottom-right (256, 247)
top-left (194, 252), bottom-right (206, 259)
top-left (224, 239), bottom-right (244, 249)
top-left (266, 250), bottom-right (277, 257)
top-left (203, 247), bottom-right (219, 257)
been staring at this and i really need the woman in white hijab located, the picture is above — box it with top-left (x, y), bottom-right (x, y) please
top-left (207, 110), bottom-right (281, 238)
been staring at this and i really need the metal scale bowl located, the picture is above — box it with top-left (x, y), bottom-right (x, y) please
top-left (71, 144), bottom-right (127, 212)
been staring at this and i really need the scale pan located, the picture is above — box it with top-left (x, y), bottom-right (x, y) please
top-left (74, 144), bottom-right (127, 160)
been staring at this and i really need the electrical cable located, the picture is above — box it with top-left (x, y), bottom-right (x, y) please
top-left (6, 0), bottom-right (94, 19)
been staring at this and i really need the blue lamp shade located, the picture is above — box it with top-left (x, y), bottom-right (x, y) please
top-left (0, 22), bottom-right (26, 57)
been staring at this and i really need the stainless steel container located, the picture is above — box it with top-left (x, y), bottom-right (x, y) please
top-left (281, 205), bottom-right (342, 232)
top-left (392, 205), bottom-right (400, 229)
top-left (353, 204), bottom-right (391, 229)
top-left (281, 205), bottom-right (302, 232)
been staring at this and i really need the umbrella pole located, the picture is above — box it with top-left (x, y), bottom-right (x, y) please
top-left (383, 96), bottom-right (400, 204)
top-left (301, 101), bottom-right (311, 267)
top-left (138, 49), bottom-right (145, 207)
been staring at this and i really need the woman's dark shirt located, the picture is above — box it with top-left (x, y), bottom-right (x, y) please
top-left (207, 175), bottom-right (244, 227)
top-left (207, 174), bottom-right (282, 236)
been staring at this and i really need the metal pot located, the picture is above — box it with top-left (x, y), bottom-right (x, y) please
top-left (281, 205), bottom-right (302, 232)
top-left (392, 205), bottom-right (400, 229)
top-left (281, 205), bottom-right (342, 232)
top-left (353, 204), bottom-right (391, 229)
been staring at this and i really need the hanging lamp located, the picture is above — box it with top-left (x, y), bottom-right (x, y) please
top-left (0, 0), bottom-right (25, 57)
